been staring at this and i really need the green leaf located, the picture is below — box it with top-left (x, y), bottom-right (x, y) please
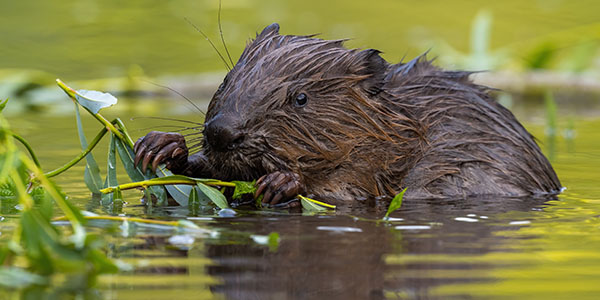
top-left (384, 188), bottom-right (406, 220)
top-left (74, 89), bottom-right (117, 114)
top-left (189, 185), bottom-right (199, 206)
top-left (56, 187), bottom-right (87, 226)
top-left (177, 219), bottom-right (201, 229)
top-left (20, 211), bottom-right (56, 275)
top-left (36, 188), bottom-right (54, 221)
top-left (0, 98), bottom-right (8, 112)
top-left (300, 196), bottom-right (327, 212)
top-left (232, 180), bottom-right (256, 200)
top-left (196, 182), bottom-right (229, 209)
top-left (102, 134), bottom-right (118, 205)
top-left (87, 249), bottom-right (119, 274)
top-left (0, 245), bottom-right (10, 265)
top-left (157, 166), bottom-right (193, 206)
top-left (114, 138), bottom-right (143, 180)
top-left (75, 104), bottom-right (103, 193)
top-left (0, 182), bottom-right (15, 197)
top-left (268, 232), bottom-right (280, 252)
top-left (114, 137), bottom-right (167, 205)
top-left (105, 134), bottom-right (118, 186)
top-left (298, 195), bottom-right (334, 211)
top-left (0, 267), bottom-right (48, 288)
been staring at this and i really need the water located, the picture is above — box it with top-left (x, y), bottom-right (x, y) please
top-left (2, 0), bottom-right (600, 298)
top-left (2, 100), bottom-right (600, 299)
top-left (1, 0), bottom-right (598, 79)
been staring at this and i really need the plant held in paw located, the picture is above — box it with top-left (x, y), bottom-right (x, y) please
top-left (51, 80), bottom-right (335, 212)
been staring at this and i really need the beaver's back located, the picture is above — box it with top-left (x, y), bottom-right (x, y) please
top-left (382, 58), bottom-right (561, 198)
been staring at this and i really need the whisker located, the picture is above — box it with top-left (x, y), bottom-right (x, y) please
top-left (138, 125), bottom-right (200, 132)
top-left (143, 80), bottom-right (205, 115)
top-left (218, 0), bottom-right (235, 66)
top-left (184, 17), bottom-right (232, 71)
top-left (184, 131), bottom-right (204, 136)
top-left (184, 136), bottom-right (203, 140)
top-left (131, 116), bottom-right (204, 125)
top-left (188, 142), bottom-right (204, 150)
top-left (185, 137), bottom-right (204, 143)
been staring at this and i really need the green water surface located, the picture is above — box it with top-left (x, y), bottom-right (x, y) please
top-left (1, 102), bottom-right (599, 299)
top-left (1, 0), bottom-right (600, 299)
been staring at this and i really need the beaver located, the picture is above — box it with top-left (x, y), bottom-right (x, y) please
top-left (133, 23), bottom-right (561, 207)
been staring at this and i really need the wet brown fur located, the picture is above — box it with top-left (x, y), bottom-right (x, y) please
top-left (196, 24), bottom-right (561, 200)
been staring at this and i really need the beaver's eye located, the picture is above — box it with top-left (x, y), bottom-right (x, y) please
top-left (295, 93), bottom-right (308, 107)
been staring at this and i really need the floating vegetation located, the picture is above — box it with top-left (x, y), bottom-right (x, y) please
top-left (384, 188), bottom-right (406, 220)
top-left (0, 104), bottom-right (117, 290)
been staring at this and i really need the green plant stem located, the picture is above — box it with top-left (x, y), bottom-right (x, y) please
top-left (113, 118), bottom-right (134, 149)
top-left (44, 128), bottom-right (108, 178)
top-left (53, 215), bottom-right (183, 227)
top-left (56, 79), bottom-right (126, 142)
top-left (298, 195), bottom-right (336, 209)
top-left (11, 133), bottom-right (41, 168)
top-left (100, 178), bottom-right (236, 194)
top-left (96, 113), bottom-right (125, 142)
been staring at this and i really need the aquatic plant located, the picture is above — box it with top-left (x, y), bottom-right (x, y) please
top-left (0, 99), bottom-right (118, 290)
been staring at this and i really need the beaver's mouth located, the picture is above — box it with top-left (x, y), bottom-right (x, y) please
top-left (203, 145), bottom-right (270, 182)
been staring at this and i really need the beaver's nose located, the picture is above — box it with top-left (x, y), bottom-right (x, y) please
top-left (204, 114), bottom-right (245, 152)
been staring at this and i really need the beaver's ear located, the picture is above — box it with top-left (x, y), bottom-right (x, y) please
top-left (352, 49), bottom-right (387, 95)
top-left (256, 23), bottom-right (280, 40)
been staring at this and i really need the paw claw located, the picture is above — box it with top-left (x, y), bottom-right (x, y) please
top-left (132, 131), bottom-right (189, 174)
top-left (254, 171), bottom-right (304, 206)
top-left (152, 153), bottom-right (165, 172)
top-left (134, 144), bottom-right (146, 167)
top-left (142, 151), bottom-right (153, 173)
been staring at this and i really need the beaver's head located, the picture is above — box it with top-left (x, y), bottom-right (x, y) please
top-left (201, 24), bottom-right (415, 191)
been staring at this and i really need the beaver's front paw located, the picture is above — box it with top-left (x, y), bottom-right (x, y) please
top-left (255, 171), bottom-right (305, 207)
top-left (133, 131), bottom-right (188, 173)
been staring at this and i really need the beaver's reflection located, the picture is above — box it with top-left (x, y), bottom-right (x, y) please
top-left (205, 196), bottom-right (551, 299)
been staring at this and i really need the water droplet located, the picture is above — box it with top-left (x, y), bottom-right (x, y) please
top-left (218, 208), bottom-right (237, 217)
top-left (455, 217), bottom-right (479, 223)
top-left (394, 225), bottom-right (431, 230)
top-left (509, 220), bottom-right (531, 225)
top-left (316, 226), bottom-right (362, 233)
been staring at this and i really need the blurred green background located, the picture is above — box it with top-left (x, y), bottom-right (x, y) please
top-left (2, 2), bottom-right (600, 298)
top-left (1, 0), bottom-right (599, 95)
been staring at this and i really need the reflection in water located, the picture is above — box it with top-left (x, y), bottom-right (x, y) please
top-left (202, 197), bottom-right (550, 299)
top-left (544, 91), bottom-right (558, 162)
top-left (2, 112), bottom-right (600, 299)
